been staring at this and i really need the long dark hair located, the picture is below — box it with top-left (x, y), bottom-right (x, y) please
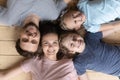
top-left (39, 21), bottom-right (64, 60)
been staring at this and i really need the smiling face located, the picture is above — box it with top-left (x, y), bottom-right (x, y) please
top-left (41, 33), bottom-right (59, 60)
top-left (20, 23), bottom-right (40, 53)
top-left (61, 33), bottom-right (85, 54)
top-left (61, 10), bottom-right (86, 30)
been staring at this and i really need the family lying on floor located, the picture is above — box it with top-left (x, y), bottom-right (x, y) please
top-left (0, 0), bottom-right (120, 80)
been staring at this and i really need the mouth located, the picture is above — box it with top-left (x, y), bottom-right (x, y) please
top-left (27, 27), bottom-right (37, 33)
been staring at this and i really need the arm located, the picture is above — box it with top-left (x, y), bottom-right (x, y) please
top-left (63, 0), bottom-right (78, 6)
top-left (78, 73), bottom-right (89, 80)
top-left (23, 14), bottom-right (40, 27)
top-left (99, 21), bottom-right (120, 37)
top-left (0, 64), bottom-right (28, 80)
top-left (63, 0), bottom-right (72, 4)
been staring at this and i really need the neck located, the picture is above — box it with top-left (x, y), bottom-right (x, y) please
top-left (47, 55), bottom-right (57, 61)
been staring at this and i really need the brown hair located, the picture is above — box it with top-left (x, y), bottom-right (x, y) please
top-left (39, 21), bottom-right (65, 60)
top-left (15, 39), bottom-right (41, 58)
top-left (59, 30), bottom-right (85, 58)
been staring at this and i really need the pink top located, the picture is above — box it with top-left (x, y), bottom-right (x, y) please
top-left (21, 57), bottom-right (78, 80)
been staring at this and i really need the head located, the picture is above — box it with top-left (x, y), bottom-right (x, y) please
top-left (60, 10), bottom-right (86, 31)
top-left (16, 22), bottom-right (40, 57)
top-left (60, 31), bottom-right (85, 58)
top-left (40, 21), bottom-right (64, 60)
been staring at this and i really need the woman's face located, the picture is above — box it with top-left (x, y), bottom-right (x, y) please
top-left (41, 33), bottom-right (59, 60)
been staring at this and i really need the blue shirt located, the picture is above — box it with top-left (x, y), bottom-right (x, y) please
top-left (0, 0), bottom-right (67, 26)
top-left (77, 0), bottom-right (120, 33)
top-left (73, 32), bottom-right (120, 76)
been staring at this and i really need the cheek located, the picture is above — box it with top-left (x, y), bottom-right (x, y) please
top-left (55, 46), bottom-right (59, 52)
top-left (42, 46), bottom-right (48, 53)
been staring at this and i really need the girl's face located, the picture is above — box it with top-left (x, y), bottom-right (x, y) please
top-left (41, 33), bottom-right (59, 60)
top-left (62, 10), bottom-right (86, 30)
top-left (61, 33), bottom-right (85, 54)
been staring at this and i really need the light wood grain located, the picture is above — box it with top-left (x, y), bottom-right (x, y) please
top-left (0, 26), bottom-right (21, 40)
top-left (0, 41), bottom-right (19, 55)
top-left (0, 0), bottom-right (120, 80)
top-left (0, 56), bottom-right (25, 69)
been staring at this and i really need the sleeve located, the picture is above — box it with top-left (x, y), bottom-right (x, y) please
top-left (21, 58), bottom-right (33, 73)
top-left (86, 32), bottom-right (103, 40)
top-left (77, 0), bottom-right (88, 10)
top-left (54, 0), bottom-right (67, 12)
top-left (85, 24), bottom-right (100, 33)
top-left (73, 57), bottom-right (86, 75)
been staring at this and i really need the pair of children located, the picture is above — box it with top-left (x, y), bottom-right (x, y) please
top-left (59, 0), bottom-right (120, 80)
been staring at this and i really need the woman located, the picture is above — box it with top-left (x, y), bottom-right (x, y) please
top-left (0, 22), bottom-right (78, 80)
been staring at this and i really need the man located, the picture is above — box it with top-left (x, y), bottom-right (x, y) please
top-left (15, 14), bottom-right (40, 57)
top-left (60, 20), bottom-right (120, 80)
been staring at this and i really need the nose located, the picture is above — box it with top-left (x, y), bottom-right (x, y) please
top-left (73, 40), bottom-right (80, 46)
top-left (48, 44), bottom-right (54, 52)
top-left (27, 32), bottom-right (37, 38)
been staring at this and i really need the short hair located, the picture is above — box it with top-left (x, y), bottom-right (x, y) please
top-left (23, 22), bottom-right (39, 30)
top-left (15, 22), bottom-right (40, 58)
top-left (15, 39), bottom-right (40, 58)
top-left (39, 21), bottom-right (64, 60)
top-left (59, 31), bottom-right (81, 58)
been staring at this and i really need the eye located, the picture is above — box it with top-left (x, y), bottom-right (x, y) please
top-left (53, 41), bottom-right (59, 45)
top-left (42, 42), bottom-right (48, 46)
top-left (70, 43), bottom-right (74, 48)
top-left (21, 38), bottom-right (28, 42)
top-left (74, 20), bottom-right (77, 24)
top-left (31, 40), bottom-right (37, 44)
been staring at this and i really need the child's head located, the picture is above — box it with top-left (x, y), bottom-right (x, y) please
top-left (60, 31), bottom-right (85, 58)
top-left (39, 21), bottom-right (64, 60)
top-left (60, 10), bottom-right (86, 31)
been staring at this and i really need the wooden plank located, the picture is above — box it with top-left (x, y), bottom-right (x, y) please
top-left (0, 56), bottom-right (25, 69)
top-left (0, 41), bottom-right (19, 55)
top-left (0, 0), bottom-right (6, 7)
top-left (87, 70), bottom-right (119, 80)
top-left (0, 26), bottom-right (21, 40)
top-left (10, 73), bottom-right (32, 80)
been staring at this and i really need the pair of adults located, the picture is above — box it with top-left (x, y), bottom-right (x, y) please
top-left (0, 21), bottom-right (78, 80)
top-left (0, 0), bottom-right (75, 57)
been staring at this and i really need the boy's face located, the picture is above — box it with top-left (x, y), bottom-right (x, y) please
top-left (62, 10), bottom-right (86, 30)
top-left (61, 33), bottom-right (85, 54)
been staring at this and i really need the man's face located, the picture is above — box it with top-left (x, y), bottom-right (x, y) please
top-left (61, 33), bottom-right (85, 54)
top-left (62, 10), bottom-right (86, 30)
top-left (20, 24), bottom-right (40, 53)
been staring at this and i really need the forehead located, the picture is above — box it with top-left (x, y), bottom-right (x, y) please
top-left (42, 33), bottom-right (58, 41)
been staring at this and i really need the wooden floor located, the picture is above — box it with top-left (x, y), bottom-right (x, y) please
top-left (0, 0), bottom-right (120, 80)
